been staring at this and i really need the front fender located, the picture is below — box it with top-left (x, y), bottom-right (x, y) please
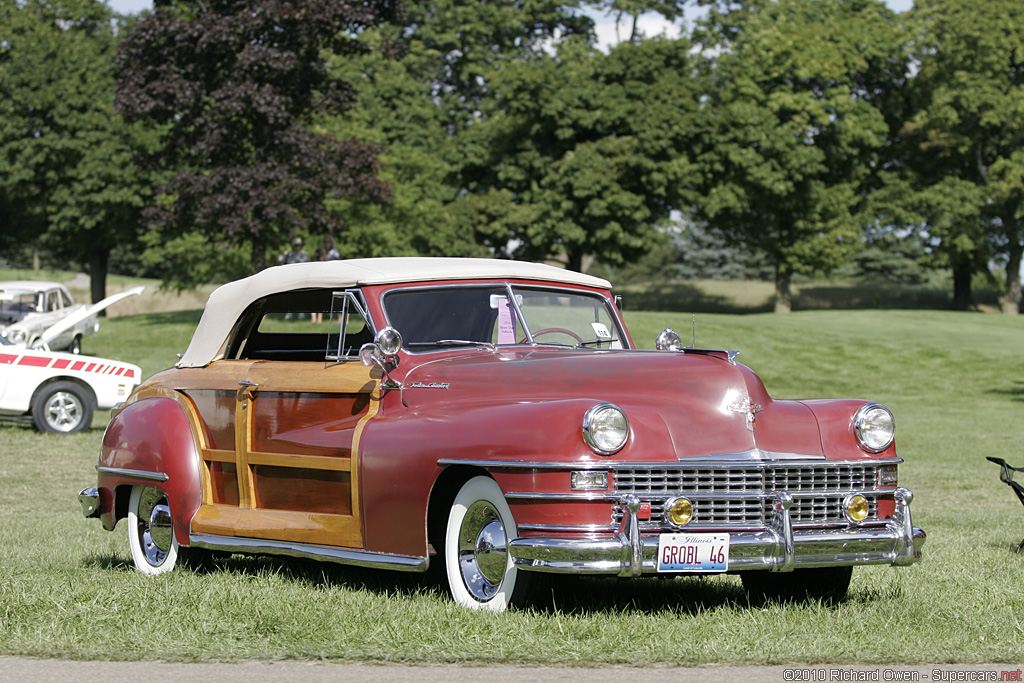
top-left (359, 397), bottom-right (676, 556)
top-left (97, 397), bottom-right (202, 545)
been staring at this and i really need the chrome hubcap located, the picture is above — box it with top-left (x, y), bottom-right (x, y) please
top-left (44, 391), bottom-right (83, 432)
top-left (136, 488), bottom-right (173, 566)
top-left (457, 500), bottom-right (509, 601)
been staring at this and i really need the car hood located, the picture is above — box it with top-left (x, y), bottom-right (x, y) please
top-left (397, 347), bottom-right (826, 461)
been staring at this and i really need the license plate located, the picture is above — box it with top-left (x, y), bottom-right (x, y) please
top-left (657, 533), bottom-right (729, 572)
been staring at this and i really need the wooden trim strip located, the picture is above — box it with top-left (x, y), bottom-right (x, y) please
top-left (246, 451), bottom-right (352, 472)
top-left (202, 449), bottom-right (236, 464)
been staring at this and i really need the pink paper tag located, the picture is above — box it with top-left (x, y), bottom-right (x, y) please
top-left (497, 298), bottom-right (515, 344)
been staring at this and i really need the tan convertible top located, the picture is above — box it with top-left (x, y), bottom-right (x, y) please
top-left (177, 257), bottom-right (611, 367)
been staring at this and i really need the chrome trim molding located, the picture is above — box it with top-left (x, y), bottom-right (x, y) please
top-left (95, 466), bottom-right (169, 483)
top-left (509, 487), bottom-right (924, 576)
top-left (438, 456), bottom-right (903, 470)
top-left (518, 522), bottom-right (618, 533)
top-left (681, 449), bottom-right (826, 462)
top-left (438, 458), bottom-right (610, 470)
top-left (188, 534), bottom-right (428, 572)
top-left (505, 491), bottom-right (614, 501)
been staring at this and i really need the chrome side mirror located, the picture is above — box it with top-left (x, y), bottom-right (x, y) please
top-left (360, 326), bottom-right (403, 389)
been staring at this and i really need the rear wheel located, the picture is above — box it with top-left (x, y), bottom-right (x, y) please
top-left (741, 566), bottom-right (853, 604)
top-left (444, 476), bottom-right (533, 611)
top-left (127, 485), bottom-right (215, 574)
top-left (31, 381), bottom-right (93, 434)
top-left (128, 486), bottom-right (180, 575)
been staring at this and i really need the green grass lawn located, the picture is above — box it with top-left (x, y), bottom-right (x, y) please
top-left (1, 307), bottom-right (1023, 664)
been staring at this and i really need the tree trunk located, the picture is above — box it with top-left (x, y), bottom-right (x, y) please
top-left (565, 247), bottom-right (585, 274)
top-left (1001, 222), bottom-right (1022, 315)
top-left (951, 257), bottom-right (974, 311)
top-left (88, 249), bottom-right (109, 309)
top-left (251, 241), bottom-right (268, 274)
top-left (774, 263), bottom-right (793, 314)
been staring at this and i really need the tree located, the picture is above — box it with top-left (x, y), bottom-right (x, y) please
top-left (453, 37), bottom-right (700, 272)
top-left (585, 0), bottom-right (685, 45)
top-left (0, 0), bottom-right (150, 302)
top-left (115, 0), bottom-right (398, 281)
top-left (898, 0), bottom-right (1024, 313)
top-left (692, 0), bottom-right (909, 312)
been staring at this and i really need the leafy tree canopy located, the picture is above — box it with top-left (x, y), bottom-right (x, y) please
top-left (0, 0), bottom-right (150, 301)
top-left (897, 0), bottom-right (1024, 312)
top-left (692, 0), bottom-right (908, 312)
top-left (115, 0), bottom-right (400, 282)
top-left (454, 37), bottom-right (700, 272)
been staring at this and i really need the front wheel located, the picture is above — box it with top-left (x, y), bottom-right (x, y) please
top-left (444, 476), bottom-right (533, 611)
top-left (741, 566), bottom-right (853, 604)
top-left (31, 381), bottom-right (94, 434)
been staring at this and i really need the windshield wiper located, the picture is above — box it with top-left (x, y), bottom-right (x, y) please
top-left (574, 338), bottom-right (618, 348)
top-left (407, 339), bottom-right (495, 350)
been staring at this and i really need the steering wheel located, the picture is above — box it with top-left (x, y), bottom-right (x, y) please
top-left (520, 327), bottom-right (584, 344)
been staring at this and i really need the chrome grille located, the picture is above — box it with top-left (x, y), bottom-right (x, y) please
top-left (613, 463), bottom-right (882, 530)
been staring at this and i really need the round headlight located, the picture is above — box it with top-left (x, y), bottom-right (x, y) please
top-left (582, 403), bottom-right (629, 455)
top-left (4, 328), bottom-right (26, 344)
top-left (855, 403), bottom-right (895, 453)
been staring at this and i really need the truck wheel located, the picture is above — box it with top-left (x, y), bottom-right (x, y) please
top-left (741, 566), bottom-right (853, 604)
top-left (444, 476), bottom-right (533, 611)
top-left (31, 381), bottom-right (94, 434)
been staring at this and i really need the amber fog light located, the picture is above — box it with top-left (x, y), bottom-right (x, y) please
top-left (845, 494), bottom-right (869, 524)
top-left (666, 497), bottom-right (693, 527)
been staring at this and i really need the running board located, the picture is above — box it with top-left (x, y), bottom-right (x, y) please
top-left (189, 534), bottom-right (428, 572)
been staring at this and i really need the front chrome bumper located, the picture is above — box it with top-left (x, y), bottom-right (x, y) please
top-left (509, 487), bottom-right (925, 576)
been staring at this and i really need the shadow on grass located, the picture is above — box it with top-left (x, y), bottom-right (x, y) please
top-left (121, 551), bottom-right (876, 615)
top-left (130, 309), bottom-right (205, 326)
top-left (83, 553), bottom-right (135, 571)
top-left (987, 381), bottom-right (1024, 404)
top-left (617, 280), bottom-right (997, 314)
top-left (618, 282), bottom-right (772, 314)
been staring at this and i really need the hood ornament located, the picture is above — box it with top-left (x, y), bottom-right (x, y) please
top-left (729, 397), bottom-right (763, 432)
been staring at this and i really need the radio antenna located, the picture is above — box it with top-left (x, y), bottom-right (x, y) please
top-left (691, 314), bottom-right (696, 348)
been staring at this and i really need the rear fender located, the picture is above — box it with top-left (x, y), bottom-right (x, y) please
top-left (97, 396), bottom-right (202, 545)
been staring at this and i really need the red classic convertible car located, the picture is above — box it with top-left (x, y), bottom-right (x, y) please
top-left (80, 258), bottom-right (924, 610)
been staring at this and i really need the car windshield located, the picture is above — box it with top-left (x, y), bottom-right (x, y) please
top-left (0, 291), bottom-right (40, 325)
top-left (383, 285), bottom-right (625, 350)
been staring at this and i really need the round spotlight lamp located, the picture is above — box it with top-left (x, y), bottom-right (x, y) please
top-left (656, 328), bottom-right (683, 351)
top-left (374, 326), bottom-right (403, 357)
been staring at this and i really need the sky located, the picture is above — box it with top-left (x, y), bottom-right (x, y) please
top-left (106, 1), bottom-right (917, 50)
